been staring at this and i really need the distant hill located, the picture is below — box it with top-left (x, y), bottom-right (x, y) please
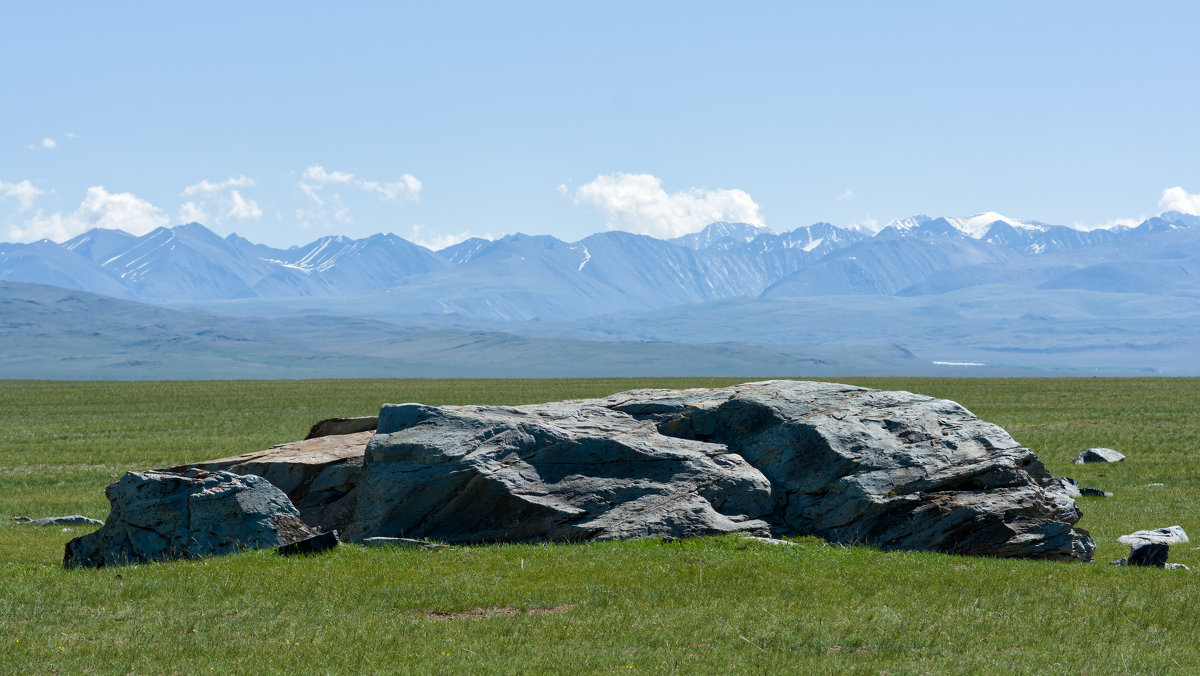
top-left (0, 281), bottom-right (939, 379)
top-left (4, 210), bottom-right (1199, 376)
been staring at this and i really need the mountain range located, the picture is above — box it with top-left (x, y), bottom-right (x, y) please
top-left (2, 210), bottom-right (1198, 377)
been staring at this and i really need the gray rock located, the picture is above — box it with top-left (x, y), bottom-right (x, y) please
top-left (340, 380), bottom-right (1092, 560)
top-left (23, 515), bottom-right (103, 526)
top-left (277, 530), bottom-right (339, 556)
top-left (1118, 525), bottom-right (1189, 546)
top-left (165, 431), bottom-right (369, 533)
top-left (1056, 477), bottom-right (1082, 498)
top-left (1078, 488), bottom-right (1112, 498)
top-left (362, 537), bottom-right (451, 550)
top-left (63, 469), bottom-right (315, 568)
top-left (305, 416), bottom-right (378, 440)
top-left (1165, 563), bottom-right (1190, 571)
top-left (1128, 541), bottom-right (1170, 567)
top-left (1071, 448), bottom-right (1126, 464)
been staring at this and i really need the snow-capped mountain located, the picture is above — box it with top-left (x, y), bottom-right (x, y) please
top-left (2, 211), bottom-right (1197, 321)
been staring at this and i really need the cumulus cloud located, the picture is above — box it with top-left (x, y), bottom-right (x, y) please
top-left (179, 201), bottom-right (208, 224)
top-left (8, 186), bottom-right (168, 242)
top-left (837, 189), bottom-right (854, 201)
top-left (0, 180), bottom-right (45, 212)
top-left (1158, 186), bottom-right (1200, 216)
top-left (297, 164), bottom-right (421, 227)
top-left (406, 224), bottom-right (491, 251)
top-left (359, 175), bottom-right (422, 201)
top-left (179, 175), bottom-right (262, 222)
top-left (183, 175), bottom-right (255, 196)
top-left (228, 190), bottom-right (262, 219)
top-left (42, 138), bottom-right (56, 149)
top-left (571, 172), bottom-right (764, 238)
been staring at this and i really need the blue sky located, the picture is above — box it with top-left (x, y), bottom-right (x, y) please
top-left (2, 2), bottom-right (1198, 248)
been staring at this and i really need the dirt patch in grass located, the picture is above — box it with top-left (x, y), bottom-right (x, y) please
top-left (422, 604), bottom-right (574, 621)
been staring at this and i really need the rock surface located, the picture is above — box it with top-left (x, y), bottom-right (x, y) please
top-left (64, 469), bottom-right (315, 568)
top-left (1072, 447), bottom-right (1126, 464)
top-left (22, 515), bottom-right (103, 527)
top-left (306, 416), bottom-right (378, 440)
top-left (277, 530), bottom-right (339, 556)
top-left (337, 380), bottom-right (1093, 560)
top-left (1128, 541), bottom-right (1171, 567)
top-left (1118, 525), bottom-right (1189, 546)
top-left (1056, 477), bottom-right (1082, 498)
top-left (166, 432), bottom-right (370, 533)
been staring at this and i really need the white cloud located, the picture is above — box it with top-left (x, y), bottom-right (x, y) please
top-left (358, 175), bottom-right (421, 201)
top-left (183, 175), bottom-right (255, 196)
top-left (1158, 186), bottom-right (1200, 216)
top-left (847, 216), bottom-right (879, 233)
top-left (179, 175), bottom-right (261, 223)
top-left (837, 189), bottom-right (854, 201)
top-left (0, 180), bottom-right (45, 212)
top-left (179, 201), bottom-right (208, 224)
top-left (1074, 217), bottom-right (1143, 232)
top-left (407, 224), bottom-right (491, 251)
top-left (8, 186), bottom-right (168, 242)
top-left (42, 138), bottom-right (56, 149)
top-left (66, 132), bottom-right (77, 139)
top-left (227, 190), bottom-right (262, 219)
top-left (303, 165), bottom-right (355, 185)
top-left (298, 164), bottom-right (422, 225)
top-left (572, 172), bottom-right (764, 238)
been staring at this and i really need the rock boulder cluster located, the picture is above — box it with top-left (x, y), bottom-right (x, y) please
top-left (64, 380), bottom-right (1097, 567)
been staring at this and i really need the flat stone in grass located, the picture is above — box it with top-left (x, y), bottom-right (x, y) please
top-left (22, 515), bottom-right (103, 527)
top-left (1071, 448), bottom-right (1126, 464)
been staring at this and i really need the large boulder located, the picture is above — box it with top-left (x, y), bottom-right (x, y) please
top-left (339, 380), bottom-right (1093, 560)
top-left (342, 401), bottom-right (775, 543)
top-left (64, 469), bottom-right (315, 568)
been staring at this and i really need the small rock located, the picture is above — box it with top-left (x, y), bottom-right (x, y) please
top-left (741, 536), bottom-right (800, 546)
top-left (1165, 563), bottom-right (1190, 571)
top-left (1109, 558), bottom-right (1127, 566)
top-left (1078, 488), bottom-right (1112, 498)
top-left (26, 515), bottom-right (104, 527)
top-left (277, 530), bottom-right (339, 556)
top-left (305, 416), bottom-right (378, 440)
top-left (1071, 448), bottom-right (1126, 464)
top-left (1128, 541), bottom-right (1170, 567)
top-left (10, 516), bottom-right (31, 522)
top-left (1118, 526), bottom-right (1189, 546)
top-left (1146, 483), bottom-right (1165, 487)
top-left (1056, 477), bottom-right (1082, 498)
top-left (362, 536), bottom-right (451, 550)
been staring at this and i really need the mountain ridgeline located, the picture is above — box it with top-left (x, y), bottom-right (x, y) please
top-left (3, 212), bottom-right (1197, 322)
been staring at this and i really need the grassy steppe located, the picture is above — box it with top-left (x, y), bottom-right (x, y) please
top-left (2, 377), bottom-right (1198, 674)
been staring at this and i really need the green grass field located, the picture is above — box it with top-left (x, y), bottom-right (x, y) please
top-left (2, 377), bottom-right (1199, 674)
